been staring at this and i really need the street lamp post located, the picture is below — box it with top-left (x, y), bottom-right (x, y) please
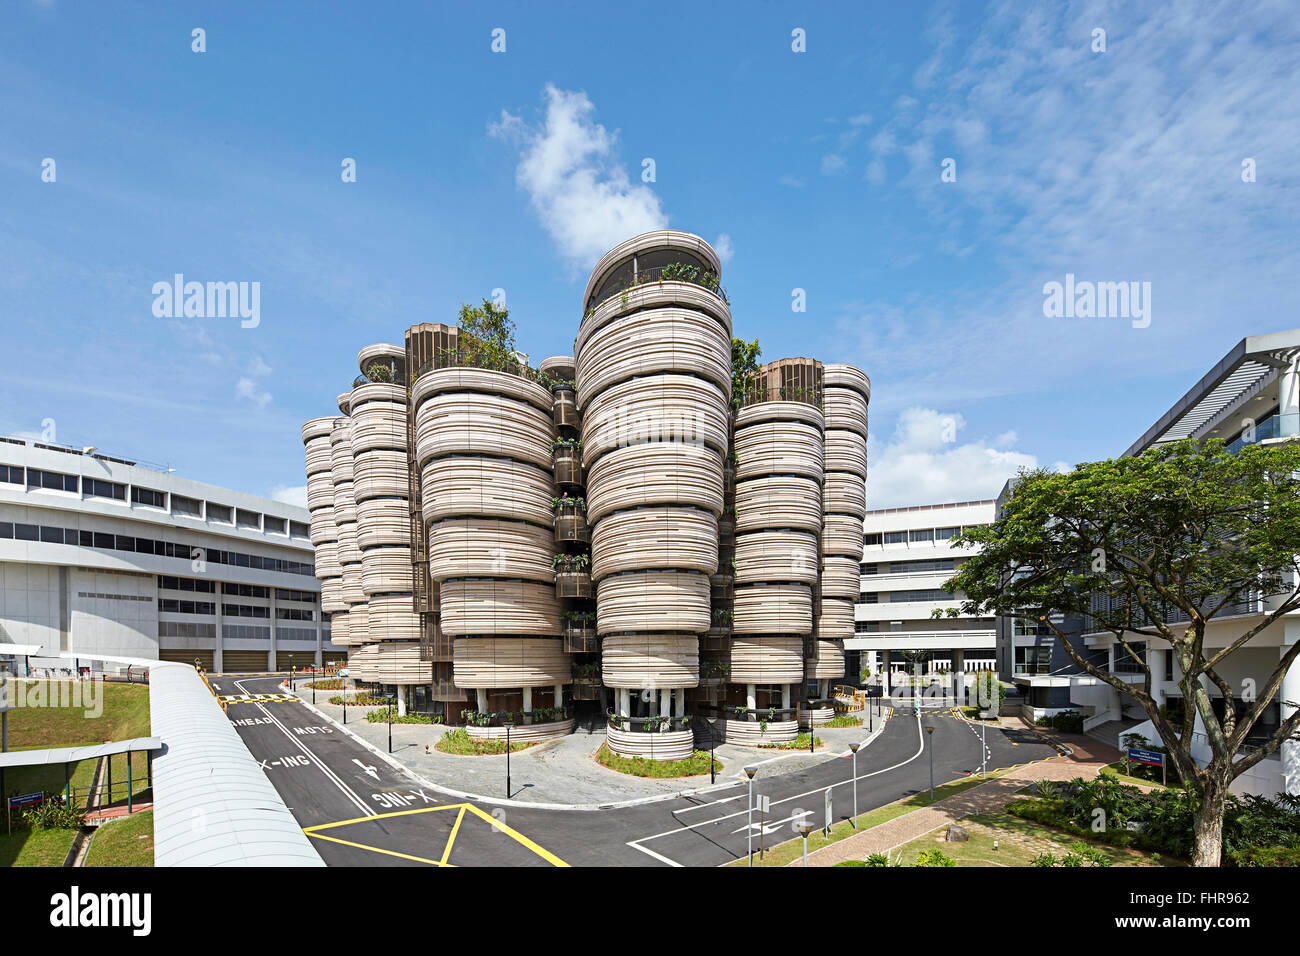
top-left (505, 720), bottom-right (514, 799)
top-left (708, 717), bottom-right (717, 784)
top-left (744, 765), bottom-right (758, 866)
top-left (388, 693), bottom-right (394, 754)
top-left (342, 672), bottom-right (347, 725)
top-left (924, 724), bottom-right (936, 801)
top-left (795, 816), bottom-right (816, 867)
top-left (981, 717), bottom-right (987, 779)
top-left (848, 741), bottom-right (860, 827)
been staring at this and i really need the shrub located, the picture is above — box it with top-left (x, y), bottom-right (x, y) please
top-left (23, 799), bottom-right (84, 830)
top-left (914, 848), bottom-right (956, 867)
top-left (1228, 846), bottom-right (1300, 867)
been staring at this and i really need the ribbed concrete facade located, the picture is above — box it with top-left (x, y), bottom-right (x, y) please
top-left (576, 231), bottom-right (730, 758)
top-left (299, 229), bottom-right (869, 756)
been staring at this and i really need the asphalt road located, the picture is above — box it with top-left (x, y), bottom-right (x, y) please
top-left (217, 675), bottom-right (1056, 867)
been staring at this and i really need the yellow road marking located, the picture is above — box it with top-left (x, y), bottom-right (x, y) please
top-left (302, 801), bottom-right (569, 867)
top-left (440, 806), bottom-right (467, 865)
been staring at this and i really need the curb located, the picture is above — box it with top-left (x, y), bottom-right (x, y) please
top-left (279, 681), bottom-right (895, 813)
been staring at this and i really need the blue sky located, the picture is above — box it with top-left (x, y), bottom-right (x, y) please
top-left (1, 0), bottom-right (1296, 508)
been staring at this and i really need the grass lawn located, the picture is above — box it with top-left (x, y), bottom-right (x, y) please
top-left (888, 808), bottom-right (1181, 867)
top-left (817, 715), bottom-right (863, 728)
top-left (0, 826), bottom-right (77, 867)
top-left (436, 727), bottom-right (536, 756)
top-left (758, 733), bottom-right (824, 750)
top-left (727, 768), bottom-right (1012, 867)
top-left (595, 743), bottom-right (722, 778)
top-left (84, 810), bottom-right (154, 867)
top-left (2, 681), bottom-right (152, 808)
top-left (1099, 762), bottom-right (1178, 789)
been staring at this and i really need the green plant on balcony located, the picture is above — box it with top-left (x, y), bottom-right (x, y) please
top-left (551, 437), bottom-right (582, 453)
top-left (552, 496), bottom-right (586, 513)
top-left (733, 705), bottom-right (750, 720)
top-left (364, 362), bottom-right (393, 383)
top-left (574, 662), bottom-right (602, 681)
top-left (711, 608), bottom-right (733, 625)
top-left (563, 609), bottom-right (595, 625)
top-left (553, 553), bottom-right (590, 572)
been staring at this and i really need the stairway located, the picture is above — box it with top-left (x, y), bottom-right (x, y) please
top-left (1085, 717), bottom-right (1144, 750)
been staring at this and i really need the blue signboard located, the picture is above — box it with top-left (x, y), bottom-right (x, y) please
top-left (8, 792), bottom-right (45, 810)
top-left (1127, 747), bottom-right (1163, 767)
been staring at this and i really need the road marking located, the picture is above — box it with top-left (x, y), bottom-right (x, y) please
top-left (233, 677), bottom-right (372, 816)
top-left (440, 807), bottom-right (467, 865)
top-left (353, 758), bottom-right (379, 780)
top-left (303, 802), bottom-right (569, 867)
top-left (220, 694), bottom-right (295, 702)
top-left (626, 710), bottom-right (928, 864)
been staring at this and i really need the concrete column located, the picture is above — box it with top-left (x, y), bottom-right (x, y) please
top-left (214, 602), bottom-right (224, 674)
top-left (660, 688), bottom-right (671, 719)
top-left (952, 648), bottom-right (964, 674)
top-left (268, 587), bottom-right (278, 672)
top-left (476, 688), bottom-right (488, 712)
top-left (675, 691), bottom-right (685, 718)
top-left (314, 599), bottom-right (323, 668)
top-left (554, 684), bottom-right (563, 710)
top-left (397, 685), bottom-right (408, 717)
top-left (522, 685), bottom-right (533, 717)
top-left (782, 684), bottom-right (792, 710)
top-left (1148, 648), bottom-right (1167, 707)
top-left (618, 688), bottom-right (630, 718)
top-left (1282, 624), bottom-right (1300, 796)
top-left (746, 683), bottom-right (757, 710)
top-left (1281, 354), bottom-right (1300, 437)
top-left (881, 650), bottom-right (891, 695)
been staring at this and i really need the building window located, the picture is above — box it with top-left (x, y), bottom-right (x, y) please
top-left (857, 592), bottom-right (879, 604)
top-left (236, 509), bottom-right (261, 530)
top-left (222, 582), bottom-right (269, 598)
top-left (884, 531), bottom-right (907, 544)
top-left (207, 503), bottom-right (233, 523)
top-left (0, 465), bottom-right (23, 484)
top-left (131, 486), bottom-right (166, 508)
top-left (863, 532), bottom-right (882, 547)
top-left (27, 469), bottom-right (79, 493)
top-left (860, 563), bottom-right (878, 575)
top-left (909, 528), bottom-right (934, 543)
top-left (170, 494), bottom-right (202, 517)
top-left (889, 588), bottom-right (953, 603)
top-left (289, 520), bottom-right (310, 539)
top-left (1113, 642), bottom-right (1147, 674)
top-left (159, 599), bottom-right (216, 615)
top-left (935, 526), bottom-right (960, 540)
top-left (85, 478), bottom-right (126, 501)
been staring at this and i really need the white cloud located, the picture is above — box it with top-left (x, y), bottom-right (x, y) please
top-left (235, 377), bottom-right (271, 407)
top-left (714, 233), bottom-right (734, 264)
top-left (820, 154), bottom-right (847, 175)
top-left (867, 407), bottom-right (1053, 509)
top-left (490, 84), bottom-right (667, 267)
top-left (270, 484), bottom-right (308, 508)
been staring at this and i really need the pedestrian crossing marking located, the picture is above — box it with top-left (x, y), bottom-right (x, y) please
top-left (219, 693), bottom-right (296, 703)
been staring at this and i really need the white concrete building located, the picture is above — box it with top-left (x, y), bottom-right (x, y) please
top-left (1079, 331), bottom-right (1300, 796)
top-left (0, 436), bottom-right (336, 674)
top-left (847, 499), bottom-right (997, 691)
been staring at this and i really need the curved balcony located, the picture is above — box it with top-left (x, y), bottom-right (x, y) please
top-left (734, 475), bottom-right (822, 534)
top-left (600, 633), bottom-right (699, 688)
top-left (552, 443), bottom-right (583, 485)
top-left (822, 388), bottom-right (869, 437)
top-left (822, 363), bottom-right (871, 402)
top-left (360, 546), bottom-right (413, 596)
top-left (737, 357), bottom-right (824, 410)
top-left (821, 514), bottom-right (865, 558)
top-left (352, 448), bottom-right (408, 502)
top-left (357, 343), bottom-right (405, 381)
top-left (421, 458), bottom-right (553, 527)
top-left (581, 373), bottom-right (730, 464)
top-left (349, 639), bottom-right (433, 685)
top-left (820, 555), bottom-right (862, 600)
top-left (439, 580), bottom-right (561, 637)
top-left (366, 593), bottom-right (422, 642)
top-left (451, 637), bottom-right (569, 686)
top-left (355, 499), bottom-right (410, 549)
top-left (806, 640), bottom-right (846, 680)
top-left (575, 308), bottom-right (731, 410)
top-left (589, 506), bottom-right (718, 580)
top-left (563, 620), bottom-right (599, 654)
top-left (410, 365), bottom-right (553, 414)
top-left (329, 608), bottom-right (350, 644)
top-left (816, 597), bottom-right (856, 639)
top-left (350, 400), bottom-right (408, 456)
top-left (302, 417), bottom-right (336, 445)
top-left (412, 391), bottom-right (553, 470)
top-left (314, 542), bottom-right (342, 578)
top-left (733, 530), bottom-right (819, 586)
top-left (426, 518), bottom-right (555, 584)
top-left (799, 701), bottom-right (837, 728)
top-left (554, 507), bottom-right (590, 544)
top-left (595, 573), bottom-right (710, 636)
top-left (709, 573), bottom-right (734, 602)
top-left (585, 442), bottom-right (724, 523)
top-left (332, 483), bottom-right (358, 525)
top-left (709, 707), bottom-right (800, 747)
top-left (823, 428), bottom-right (868, 476)
top-left (605, 720), bottom-right (696, 762)
top-left (726, 635), bottom-right (804, 683)
top-left (823, 472), bottom-right (867, 519)
top-left (304, 438), bottom-right (333, 479)
top-left (306, 472), bottom-right (333, 510)
top-left (582, 230), bottom-right (722, 309)
top-left (347, 600), bottom-right (369, 637)
top-left (733, 584), bottom-right (812, 634)
top-left (308, 505), bottom-right (337, 545)
top-left (733, 418), bottom-right (824, 483)
top-left (320, 578), bottom-right (345, 614)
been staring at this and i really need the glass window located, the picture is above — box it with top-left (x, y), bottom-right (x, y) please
top-left (935, 526), bottom-right (960, 540)
top-left (884, 531), bottom-right (907, 544)
top-left (0, 522), bottom-right (12, 538)
top-left (263, 515), bottom-right (287, 534)
top-left (207, 503), bottom-right (232, 523)
top-left (909, 528), bottom-right (934, 543)
top-left (15, 524), bottom-right (38, 541)
top-left (39, 526), bottom-right (63, 544)
top-left (170, 494), bottom-right (202, 517)
top-left (131, 486), bottom-right (166, 508)
top-left (0, 466), bottom-right (22, 483)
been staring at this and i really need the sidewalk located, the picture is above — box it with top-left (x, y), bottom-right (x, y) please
top-left (802, 723), bottom-right (1122, 866)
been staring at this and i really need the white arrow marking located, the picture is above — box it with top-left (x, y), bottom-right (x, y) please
top-left (353, 758), bottom-right (379, 779)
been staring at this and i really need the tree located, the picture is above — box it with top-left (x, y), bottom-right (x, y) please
top-left (947, 438), bottom-right (1300, 866)
top-left (455, 298), bottom-right (518, 372)
top-left (731, 336), bottom-right (761, 405)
